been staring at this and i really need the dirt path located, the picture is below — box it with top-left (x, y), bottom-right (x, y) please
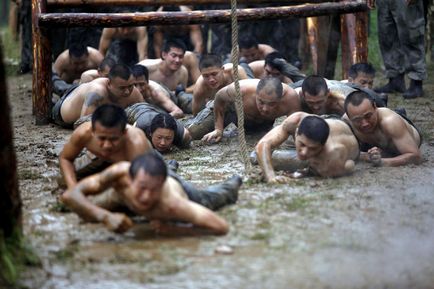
top-left (8, 68), bottom-right (434, 288)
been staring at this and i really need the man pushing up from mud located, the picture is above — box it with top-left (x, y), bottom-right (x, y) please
top-left (343, 90), bottom-right (422, 167)
top-left (59, 104), bottom-right (153, 189)
top-left (62, 152), bottom-right (242, 235)
top-left (255, 112), bottom-right (359, 183)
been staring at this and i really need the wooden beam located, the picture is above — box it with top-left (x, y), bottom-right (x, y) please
top-left (39, 2), bottom-right (368, 27)
top-left (32, 0), bottom-right (51, 125)
top-left (46, 0), bottom-right (334, 8)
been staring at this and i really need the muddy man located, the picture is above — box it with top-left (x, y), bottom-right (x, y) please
top-left (62, 152), bottom-right (242, 235)
top-left (255, 112), bottom-right (360, 183)
top-left (343, 90), bottom-right (422, 167)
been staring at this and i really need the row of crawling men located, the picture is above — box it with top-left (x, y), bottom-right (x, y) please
top-left (54, 36), bottom-right (422, 236)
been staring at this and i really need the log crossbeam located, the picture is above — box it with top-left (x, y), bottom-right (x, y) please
top-left (39, 2), bottom-right (368, 27)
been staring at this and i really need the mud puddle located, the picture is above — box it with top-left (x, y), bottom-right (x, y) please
top-left (7, 68), bottom-right (434, 289)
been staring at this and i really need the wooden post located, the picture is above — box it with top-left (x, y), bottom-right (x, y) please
top-left (0, 45), bottom-right (22, 238)
top-left (341, 11), bottom-right (368, 79)
top-left (32, 0), bottom-right (51, 125)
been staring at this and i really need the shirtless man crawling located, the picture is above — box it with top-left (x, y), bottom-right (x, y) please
top-left (59, 104), bottom-right (153, 189)
top-left (255, 112), bottom-right (359, 183)
top-left (52, 42), bottom-right (104, 96)
top-left (188, 77), bottom-right (302, 142)
top-left (192, 54), bottom-right (249, 115)
top-left (343, 90), bottom-right (422, 167)
top-left (52, 64), bottom-right (143, 128)
top-left (62, 152), bottom-right (242, 235)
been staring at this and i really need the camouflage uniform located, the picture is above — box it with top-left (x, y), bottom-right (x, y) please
top-left (377, 0), bottom-right (426, 81)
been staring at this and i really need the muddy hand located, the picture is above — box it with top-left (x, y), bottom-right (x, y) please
top-left (368, 147), bottom-right (382, 167)
top-left (103, 213), bottom-right (133, 233)
top-left (202, 129), bottom-right (223, 144)
top-left (269, 175), bottom-right (292, 184)
top-left (150, 220), bottom-right (169, 234)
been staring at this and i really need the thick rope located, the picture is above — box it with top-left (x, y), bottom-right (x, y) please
top-left (230, 0), bottom-right (252, 173)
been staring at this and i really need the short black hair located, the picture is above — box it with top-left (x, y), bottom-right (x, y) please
top-left (239, 35), bottom-right (259, 50)
top-left (150, 113), bottom-right (177, 135)
top-left (344, 90), bottom-right (376, 113)
top-left (348, 63), bottom-right (376, 79)
top-left (129, 152), bottom-right (168, 179)
top-left (98, 57), bottom-right (116, 72)
top-left (199, 54), bottom-right (223, 70)
top-left (256, 77), bottom-right (283, 99)
top-left (108, 64), bottom-right (132, 81)
top-left (301, 75), bottom-right (328, 96)
top-left (91, 104), bottom-right (127, 131)
top-left (264, 51), bottom-right (287, 71)
top-left (69, 42), bottom-right (88, 58)
top-left (162, 38), bottom-right (187, 54)
top-left (132, 64), bottom-right (149, 82)
top-left (297, 116), bottom-right (330, 145)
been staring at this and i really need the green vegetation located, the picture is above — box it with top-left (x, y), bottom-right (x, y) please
top-left (0, 227), bottom-right (40, 285)
top-left (0, 26), bottom-right (20, 76)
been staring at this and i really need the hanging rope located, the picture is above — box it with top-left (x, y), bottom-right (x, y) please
top-left (230, 0), bottom-right (252, 173)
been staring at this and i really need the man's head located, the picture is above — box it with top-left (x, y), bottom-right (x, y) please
top-left (264, 52), bottom-right (288, 82)
top-left (129, 152), bottom-right (167, 210)
top-left (301, 75), bottom-right (329, 114)
top-left (91, 104), bottom-right (127, 157)
top-left (149, 113), bottom-right (177, 153)
top-left (131, 64), bottom-right (150, 96)
top-left (255, 77), bottom-right (283, 118)
top-left (199, 54), bottom-right (224, 89)
top-left (295, 116), bottom-right (329, 160)
top-left (239, 36), bottom-right (261, 63)
top-left (108, 64), bottom-right (134, 99)
top-left (161, 38), bottom-right (186, 71)
top-left (344, 90), bottom-right (378, 134)
top-left (348, 63), bottom-right (375, 89)
top-left (98, 57), bottom-right (116, 77)
top-left (68, 43), bottom-right (89, 71)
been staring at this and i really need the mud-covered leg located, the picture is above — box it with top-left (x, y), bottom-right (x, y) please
top-left (250, 149), bottom-right (309, 172)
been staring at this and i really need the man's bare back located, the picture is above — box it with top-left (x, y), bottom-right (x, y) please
top-left (60, 77), bottom-right (143, 125)
top-left (53, 47), bottom-right (103, 84)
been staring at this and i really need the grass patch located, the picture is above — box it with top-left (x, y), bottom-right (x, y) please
top-left (0, 25), bottom-right (20, 76)
top-left (0, 228), bottom-right (40, 285)
top-left (284, 195), bottom-right (311, 212)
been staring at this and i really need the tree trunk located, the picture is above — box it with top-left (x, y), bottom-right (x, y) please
top-left (0, 40), bottom-right (22, 239)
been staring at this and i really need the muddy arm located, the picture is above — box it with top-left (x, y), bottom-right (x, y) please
top-left (192, 76), bottom-right (208, 115)
top-left (136, 27), bottom-right (148, 61)
top-left (256, 112), bottom-right (306, 183)
top-left (59, 128), bottom-right (88, 189)
top-left (61, 162), bottom-right (133, 232)
top-left (373, 115), bottom-right (422, 167)
top-left (150, 84), bottom-right (184, 118)
top-left (98, 28), bottom-right (114, 57)
top-left (152, 200), bottom-right (228, 236)
top-left (201, 84), bottom-right (236, 143)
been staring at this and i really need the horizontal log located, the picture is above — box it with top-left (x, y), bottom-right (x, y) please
top-left (39, 1), bottom-right (367, 27)
top-left (47, 0), bottom-right (338, 8)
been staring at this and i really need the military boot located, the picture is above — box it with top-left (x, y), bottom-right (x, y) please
top-left (374, 74), bottom-right (406, 94)
top-left (403, 79), bottom-right (423, 99)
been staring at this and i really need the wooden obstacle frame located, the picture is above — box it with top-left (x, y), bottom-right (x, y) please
top-left (32, 0), bottom-right (368, 125)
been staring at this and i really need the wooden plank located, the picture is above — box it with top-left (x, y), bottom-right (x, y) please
top-left (47, 0), bottom-right (334, 7)
top-left (39, 2), bottom-right (368, 27)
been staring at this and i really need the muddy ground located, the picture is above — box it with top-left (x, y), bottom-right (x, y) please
top-left (6, 65), bottom-right (434, 289)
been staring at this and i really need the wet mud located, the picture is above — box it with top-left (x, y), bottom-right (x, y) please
top-left (8, 67), bottom-right (434, 288)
